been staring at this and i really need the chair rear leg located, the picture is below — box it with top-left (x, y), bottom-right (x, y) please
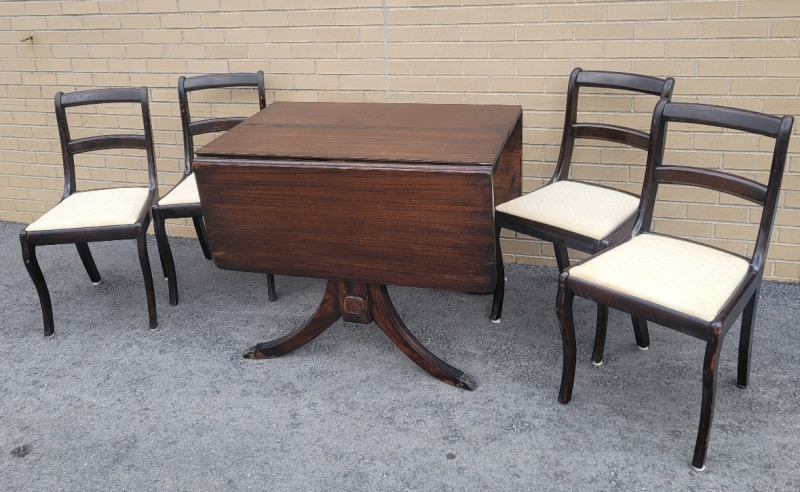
top-left (153, 212), bottom-right (179, 306)
top-left (737, 290), bottom-right (759, 389)
top-left (151, 209), bottom-right (169, 280)
top-left (554, 243), bottom-right (570, 272)
top-left (135, 230), bottom-right (158, 330)
top-left (556, 272), bottom-right (577, 404)
top-left (76, 242), bottom-right (102, 284)
top-left (490, 224), bottom-right (504, 322)
top-left (591, 304), bottom-right (608, 365)
top-left (267, 274), bottom-right (277, 302)
top-left (632, 316), bottom-right (650, 350)
top-left (20, 236), bottom-right (55, 337)
top-left (693, 327), bottom-right (723, 471)
top-left (192, 216), bottom-right (213, 260)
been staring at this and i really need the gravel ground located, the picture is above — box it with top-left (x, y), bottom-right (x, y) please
top-left (2, 220), bottom-right (799, 491)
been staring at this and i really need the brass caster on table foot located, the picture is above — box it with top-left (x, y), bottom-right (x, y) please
top-left (243, 347), bottom-right (272, 359)
top-left (457, 374), bottom-right (477, 391)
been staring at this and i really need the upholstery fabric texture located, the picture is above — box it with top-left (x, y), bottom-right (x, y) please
top-left (495, 180), bottom-right (640, 241)
top-left (567, 233), bottom-right (751, 322)
top-left (158, 173), bottom-right (200, 206)
top-left (26, 188), bottom-right (151, 232)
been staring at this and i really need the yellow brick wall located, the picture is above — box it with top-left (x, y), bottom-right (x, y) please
top-left (1, 0), bottom-right (798, 280)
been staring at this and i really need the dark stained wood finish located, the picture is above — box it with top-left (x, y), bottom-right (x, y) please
top-left (199, 102), bottom-right (521, 168)
top-left (19, 87), bottom-right (158, 336)
top-left (492, 68), bottom-right (674, 363)
top-left (151, 72), bottom-right (276, 306)
top-left (557, 101), bottom-right (794, 469)
top-left (195, 101), bottom-right (522, 389)
top-left (196, 160), bottom-right (496, 292)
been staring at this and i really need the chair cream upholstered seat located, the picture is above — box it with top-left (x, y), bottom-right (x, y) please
top-left (495, 180), bottom-right (640, 241)
top-left (158, 174), bottom-right (200, 206)
top-left (26, 187), bottom-right (151, 232)
top-left (568, 233), bottom-right (751, 322)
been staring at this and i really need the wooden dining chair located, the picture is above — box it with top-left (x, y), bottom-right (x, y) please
top-left (152, 72), bottom-right (276, 306)
top-left (492, 68), bottom-right (674, 366)
top-left (556, 101), bottom-right (793, 469)
top-left (19, 87), bottom-right (159, 336)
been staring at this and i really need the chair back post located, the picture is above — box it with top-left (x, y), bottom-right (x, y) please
top-left (256, 70), bottom-right (267, 110)
top-left (550, 68), bottom-right (675, 184)
top-left (632, 99), bottom-right (670, 237)
top-left (551, 67), bottom-right (582, 183)
top-left (752, 114), bottom-right (794, 270)
top-left (178, 71), bottom-right (267, 174)
top-left (177, 76), bottom-right (194, 175)
top-left (139, 87), bottom-right (158, 195)
top-left (54, 92), bottom-right (76, 198)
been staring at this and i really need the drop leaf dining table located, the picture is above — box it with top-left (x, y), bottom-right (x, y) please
top-left (193, 101), bottom-right (522, 390)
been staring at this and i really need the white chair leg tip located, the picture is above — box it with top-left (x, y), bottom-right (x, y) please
top-left (491, 318), bottom-right (501, 324)
top-left (592, 360), bottom-right (603, 366)
top-left (92, 280), bottom-right (102, 286)
top-left (638, 345), bottom-right (649, 351)
top-left (692, 465), bottom-right (705, 472)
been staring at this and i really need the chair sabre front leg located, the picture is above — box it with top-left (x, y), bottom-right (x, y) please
top-left (76, 242), bottom-right (102, 284)
top-left (153, 212), bottom-right (179, 306)
top-left (20, 235), bottom-right (55, 338)
top-left (693, 326), bottom-right (723, 471)
top-left (135, 230), bottom-right (158, 330)
top-left (556, 272), bottom-right (577, 404)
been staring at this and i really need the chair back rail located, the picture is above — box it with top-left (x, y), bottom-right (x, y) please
top-left (54, 87), bottom-right (156, 197)
top-left (654, 166), bottom-right (767, 205)
top-left (636, 100), bottom-right (794, 271)
top-left (552, 68), bottom-right (675, 183)
top-left (188, 117), bottom-right (246, 136)
top-left (178, 71), bottom-right (266, 173)
top-left (575, 69), bottom-right (675, 96)
top-left (570, 123), bottom-right (649, 150)
top-left (67, 135), bottom-right (148, 154)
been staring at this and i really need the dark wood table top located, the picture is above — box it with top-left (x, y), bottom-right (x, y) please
top-left (196, 101), bottom-right (522, 166)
